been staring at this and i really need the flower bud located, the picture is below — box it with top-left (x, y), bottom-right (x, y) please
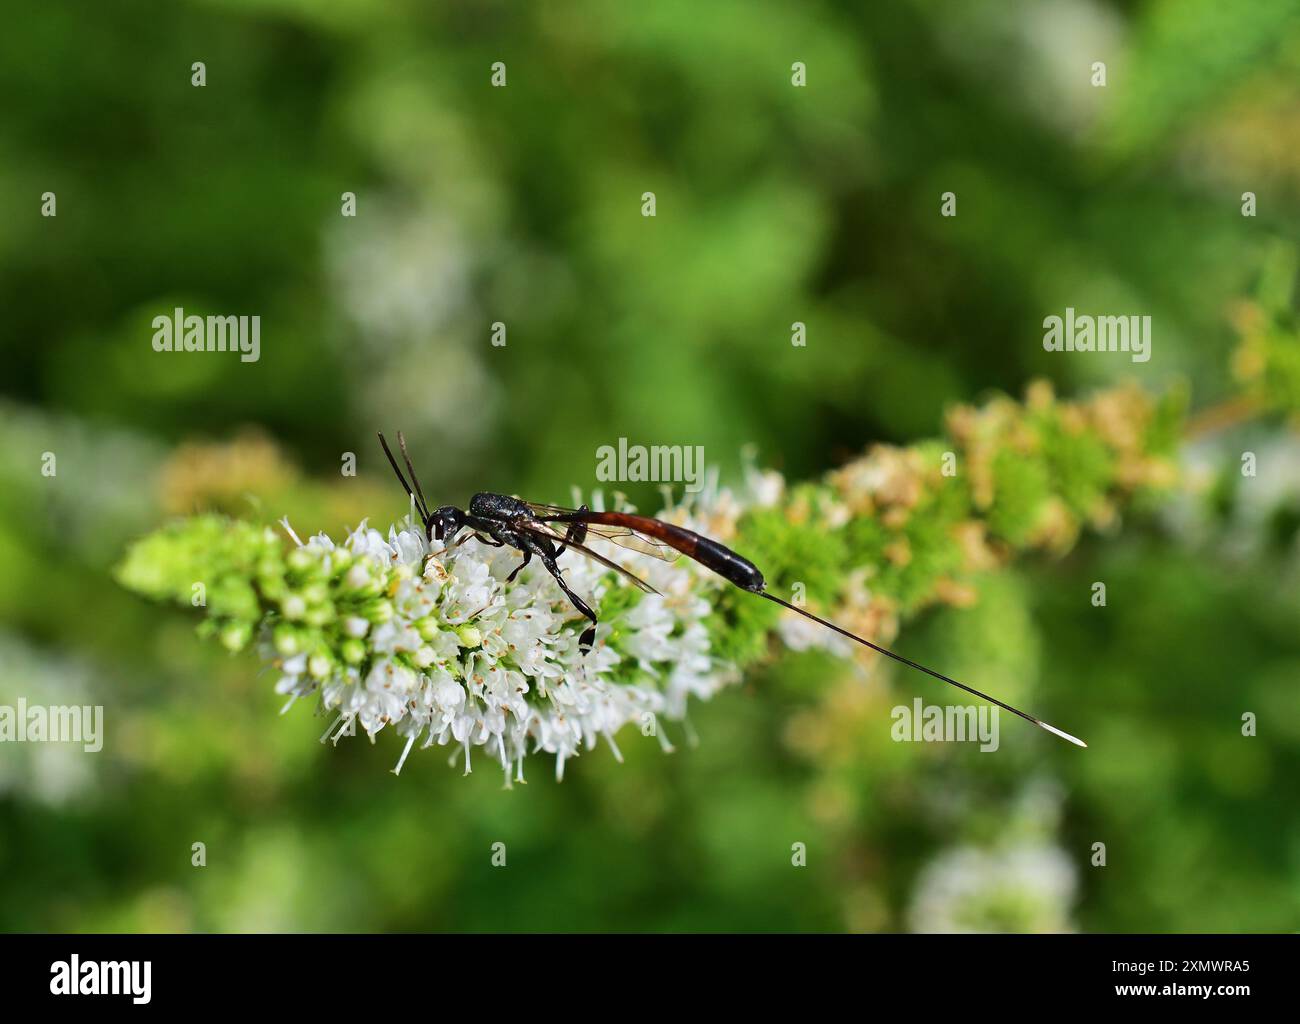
top-left (341, 637), bottom-right (366, 665)
top-left (219, 621), bottom-right (252, 652)
top-left (273, 624), bottom-right (302, 656)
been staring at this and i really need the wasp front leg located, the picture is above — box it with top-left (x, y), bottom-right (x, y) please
top-left (505, 548), bottom-right (532, 583)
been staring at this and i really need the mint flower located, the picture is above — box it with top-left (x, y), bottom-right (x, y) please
top-left (298, 513), bottom-right (733, 783)
top-left (119, 487), bottom-right (746, 784)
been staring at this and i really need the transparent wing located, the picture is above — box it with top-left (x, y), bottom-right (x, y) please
top-left (524, 502), bottom-right (583, 516)
top-left (519, 523), bottom-right (661, 595)
top-left (524, 503), bottom-right (681, 562)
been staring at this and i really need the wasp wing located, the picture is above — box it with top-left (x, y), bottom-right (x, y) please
top-left (524, 502), bottom-right (681, 562)
top-left (519, 523), bottom-right (662, 595)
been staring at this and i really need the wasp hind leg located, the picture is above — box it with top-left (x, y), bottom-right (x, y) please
top-left (554, 506), bottom-right (589, 559)
top-left (537, 548), bottom-right (598, 651)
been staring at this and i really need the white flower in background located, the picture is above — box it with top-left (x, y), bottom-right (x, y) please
top-left (776, 606), bottom-right (855, 657)
top-left (935, 0), bottom-right (1125, 138)
top-left (907, 841), bottom-right (1078, 933)
top-left (1168, 433), bottom-right (1300, 569)
top-left (325, 200), bottom-right (499, 468)
top-left (0, 634), bottom-right (99, 805)
top-left (0, 400), bottom-right (164, 564)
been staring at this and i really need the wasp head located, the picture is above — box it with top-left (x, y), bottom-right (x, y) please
top-left (427, 505), bottom-right (465, 544)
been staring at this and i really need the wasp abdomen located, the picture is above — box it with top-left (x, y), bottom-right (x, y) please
top-left (597, 512), bottom-right (766, 592)
top-left (691, 535), bottom-right (766, 591)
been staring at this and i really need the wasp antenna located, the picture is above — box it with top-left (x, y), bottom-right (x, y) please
top-left (377, 432), bottom-right (427, 520)
top-left (396, 431), bottom-right (432, 520)
top-left (758, 590), bottom-right (1086, 748)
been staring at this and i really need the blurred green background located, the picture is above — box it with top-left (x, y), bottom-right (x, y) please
top-left (3, 0), bottom-right (1300, 932)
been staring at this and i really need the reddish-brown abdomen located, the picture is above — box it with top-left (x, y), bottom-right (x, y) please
top-left (600, 513), bottom-right (766, 592)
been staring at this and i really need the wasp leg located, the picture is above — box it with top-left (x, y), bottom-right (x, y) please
top-left (505, 548), bottom-right (532, 583)
top-left (554, 505), bottom-right (589, 559)
top-left (536, 547), bottom-right (598, 651)
top-left (455, 531), bottom-right (504, 549)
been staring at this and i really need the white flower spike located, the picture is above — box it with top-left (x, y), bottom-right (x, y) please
top-left (270, 511), bottom-right (737, 786)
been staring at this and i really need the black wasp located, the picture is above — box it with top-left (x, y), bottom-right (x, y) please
top-left (379, 432), bottom-right (1085, 747)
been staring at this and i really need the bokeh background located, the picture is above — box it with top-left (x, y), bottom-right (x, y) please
top-left (3, 0), bottom-right (1300, 932)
